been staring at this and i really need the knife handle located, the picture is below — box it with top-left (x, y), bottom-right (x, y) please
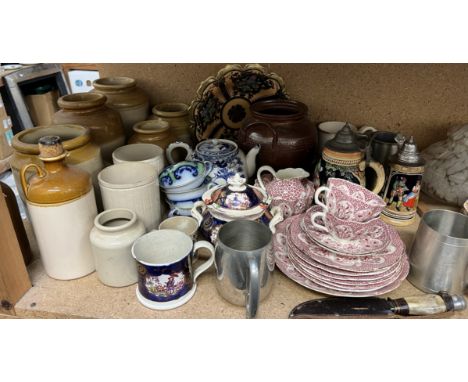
top-left (392, 293), bottom-right (466, 316)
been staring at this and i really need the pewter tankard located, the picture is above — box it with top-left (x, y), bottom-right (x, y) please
top-left (214, 220), bottom-right (274, 318)
top-left (408, 209), bottom-right (468, 294)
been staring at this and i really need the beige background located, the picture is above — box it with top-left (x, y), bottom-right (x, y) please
top-left (97, 64), bottom-right (468, 149)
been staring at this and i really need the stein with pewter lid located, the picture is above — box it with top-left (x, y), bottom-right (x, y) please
top-left (314, 123), bottom-right (386, 194)
top-left (381, 136), bottom-right (425, 226)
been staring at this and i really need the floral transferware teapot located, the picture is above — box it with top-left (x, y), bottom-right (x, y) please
top-left (191, 174), bottom-right (283, 243)
top-left (166, 139), bottom-right (260, 186)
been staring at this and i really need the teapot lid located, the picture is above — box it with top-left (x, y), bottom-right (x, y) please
top-left (325, 123), bottom-right (361, 153)
top-left (205, 173), bottom-right (269, 211)
top-left (196, 139), bottom-right (238, 158)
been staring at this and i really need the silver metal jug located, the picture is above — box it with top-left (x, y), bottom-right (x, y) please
top-left (408, 209), bottom-right (468, 294)
top-left (214, 220), bottom-right (274, 318)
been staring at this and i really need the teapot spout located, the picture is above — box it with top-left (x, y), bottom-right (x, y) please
top-left (245, 145), bottom-right (260, 178)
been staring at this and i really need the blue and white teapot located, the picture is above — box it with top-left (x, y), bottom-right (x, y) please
top-left (166, 139), bottom-right (260, 185)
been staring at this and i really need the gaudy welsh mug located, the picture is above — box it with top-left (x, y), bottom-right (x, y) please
top-left (131, 229), bottom-right (214, 310)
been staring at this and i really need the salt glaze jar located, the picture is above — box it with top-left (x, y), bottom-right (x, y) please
top-left (315, 124), bottom-right (386, 194)
top-left (191, 173), bottom-right (283, 243)
top-left (90, 208), bottom-right (146, 287)
top-left (150, 103), bottom-right (192, 144)
top-left (128, 119), bottom-right (174, 151)
top-left (52, 93), bottom-right (125, 164)
top-left (238, 99), bottom-right (317, 172)
top-left (11, 124), bottom-right (103, 206)
top-left (21, 136), bottom-right (97, 280)
top-left (93, 77), bottom-right (150, 138)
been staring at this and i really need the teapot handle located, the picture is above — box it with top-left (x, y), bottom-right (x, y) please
top-left (20, 163), bottom-right (46, 198)
top-left (256, 165), bottom-right (277, 191)
top-left (246, 256), bottom-right (260, 319)
top-left (166, 141), bottom-right (193, 164)
top-left (242, 121), bottom-right (278, 148)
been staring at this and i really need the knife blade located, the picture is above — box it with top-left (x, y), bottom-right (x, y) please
top-left (289, 292), bottom-right (466, 318)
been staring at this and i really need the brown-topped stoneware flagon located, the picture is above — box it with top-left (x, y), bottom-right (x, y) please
top-left (150, 103), bottom-right (192, 145)
top-left (238, 99), bottom-right (317, 173)
top-left (11, 124), bottom-right (104, 205)
top-left (20, 136), bottom-right (97, 280)
top-left (93, 77), bottom-right (150, 138)
top-left (128, 119), bottom-right (174, 150)
top-left (52, 93), bottom-right (125, 164)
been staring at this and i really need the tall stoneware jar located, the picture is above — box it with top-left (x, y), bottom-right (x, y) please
top-left (52, 93), bottom-right (125, 164)
top-left (11, 124), bottom-right (103, 206)
top-left (150, 103), bottom-right (192, 145)
top-left (98, 162), bottom-right (161, 231)
top-left (90, 208), bottom-right (146, 287)
top-left (20, 136), bottom-right (97, 280)
top-left (238, 100), bottom-right (317, 173)
top-left (93, 77), bottom-right (150, 138)
top-left (128, 119), bottom-right (173, 150)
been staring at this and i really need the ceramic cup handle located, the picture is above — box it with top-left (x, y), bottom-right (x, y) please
top-left (191, 200), bottom-right (206, 226)
top-left (314, 185), bottom-right (330, 211)
top-left (166, 141), bottom-right (193, 164)
top-left (192, 241), bottom-right (215, 282)
top-left (256, 165), bottom-right (277, 191)
top-left (310, 211), bottom-right (328, 232)
top-left (358, 126), bottom-right (378, 134)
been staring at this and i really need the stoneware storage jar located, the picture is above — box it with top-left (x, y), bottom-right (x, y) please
top-left (93, 77), bottom-right (150, 138)
top-left (52, 93), bottom-right (125, 164)
top-left (20, 136), bottom-right (97, 280)
top-left (112, 143), bottom-right (165, 176)
top-left (150, 103), bottom-right (191, 144)
top-left (98, 162), bottom-right (161, 231)
top-left (11, 124), bottom-right (103, 206)
top-left (238, 99), bottom-right (317, 172)
top-left (90, 208), bottom-right (146, 287)
top-left (128, 119), bottom-right (173, 150)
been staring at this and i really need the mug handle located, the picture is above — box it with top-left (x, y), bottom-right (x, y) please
top-left (246, 256), bottom-right (260, 319)
top-left (256, 165), bottom-right (277, 191)
top-left (310, 211), bottom-right (328, 232)
top-left (361, 160), bottom-right (386, 194)
top-left (166, 141), bottom-right (193, 164)
top-left (314, 185), bottom-right (330, 211)
top-left (20, 163), bottom-right (46, 198)
top-left (268, 206), bottom-right (284, 234)
top-left (358, 126), bottom-right (378, 134)
top-left (191, 200), bottom-right (206, 226)
top-left (192, 240), bottom-right (215, 282)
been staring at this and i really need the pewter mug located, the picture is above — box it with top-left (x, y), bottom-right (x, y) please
top-left (370, 131), bottom-right (400, 169)
top-left (408, 209), bottom-right (468, 294)
top-left (214, 220), bottom-right (274, 318)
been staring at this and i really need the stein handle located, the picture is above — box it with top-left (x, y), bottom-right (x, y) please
top-left (20, 163), bottom-right (46, 198)
top-left (191, 200), bottom-right (206, 226)
top-left (246, 256), bottom-right (260, 319)
top-left (192, 240), bottom-right (215, 282)
top-left (243, 121), bottom-right (278, 148)
top-left (256, 165), bottom-right (277, 191)
top-left (268, 206), bottom-right (284, 234)
top-left (166, 141), bottom-right (193, 164)
top-left (362, 160), bottom-right (386, 194)
top-left (314, 185), bottom-right (330, 211)
top-left (310, 211), bottom-right (329, 232)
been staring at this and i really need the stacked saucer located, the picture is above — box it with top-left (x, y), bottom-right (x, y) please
top-left (273, 178), bottom-right (409, 297)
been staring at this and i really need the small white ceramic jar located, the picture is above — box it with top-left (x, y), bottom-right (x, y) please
top-left (90, 208), bottom-right (146, 287)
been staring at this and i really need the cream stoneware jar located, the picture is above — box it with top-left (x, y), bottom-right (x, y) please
top-left (112, 143), bottom-right (165, 176)
top-left (98, 162), bottom-right (161, 231)
top-left (90, 208), bottom-right (146, 287)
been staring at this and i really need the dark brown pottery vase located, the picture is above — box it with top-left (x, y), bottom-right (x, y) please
top-left (238, 100), bottom-right (317, 173)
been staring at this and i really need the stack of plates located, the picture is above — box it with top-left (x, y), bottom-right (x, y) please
top-left (273, 206), bottom-right (409, 297)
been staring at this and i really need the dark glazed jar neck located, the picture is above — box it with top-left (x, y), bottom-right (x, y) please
top-left (250, 100), bottom-right (308, 122)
